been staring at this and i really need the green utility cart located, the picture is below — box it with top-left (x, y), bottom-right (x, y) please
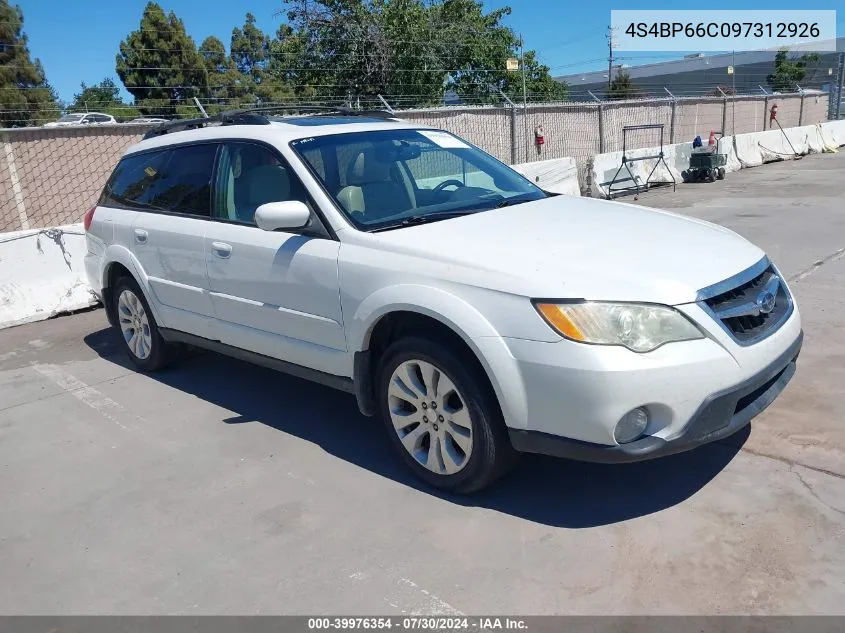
top-left (682, 140), bottom-right (727, 183)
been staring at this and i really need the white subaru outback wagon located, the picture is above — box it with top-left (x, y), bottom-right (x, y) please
top-left (84, 108), bottom-right (802, 492)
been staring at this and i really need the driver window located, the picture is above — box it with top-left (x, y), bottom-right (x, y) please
top-left (213, 142), bottom-right (308, 225)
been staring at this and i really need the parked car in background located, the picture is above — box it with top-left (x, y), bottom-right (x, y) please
top-left (83, 108), bottom-right (802, 493)
top-left (44, 112), bottom-right (116, 127)
top-left (127, 117), bottom-right (169, 125)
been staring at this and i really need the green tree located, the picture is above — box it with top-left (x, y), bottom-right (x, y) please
top-left (767, 49), bottom-right (821, 93)
top-left (69, 78), bottom-right (140, 119)
top-left (608, 71), bottom-right (638, 100)
top-left (0, 0), bottom-right (60, 127)
top-left (276, 0), bottom-right (564, 108)
top-left (230, 13), bottom-right (269, 80)
top-left (116, 2), bottom-right (208, 115)
top-left (230, 13), bottom-right (293, 105)
top-left (199, 36), bottom-right (250, 109)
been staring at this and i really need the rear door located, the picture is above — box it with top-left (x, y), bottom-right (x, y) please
top-left (203, 141), bottom-right (346, 375)
top-left (104, 143), bottom-right (219, 338)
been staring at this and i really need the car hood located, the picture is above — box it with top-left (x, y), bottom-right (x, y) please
top-left (365, 195), bottom-right (765, 305)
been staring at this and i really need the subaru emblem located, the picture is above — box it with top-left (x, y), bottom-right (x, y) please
top-left (756, 290), bottom-right (776, 315)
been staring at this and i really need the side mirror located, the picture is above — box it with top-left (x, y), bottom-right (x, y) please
top-left (254, 200), bottom-right (311, 232)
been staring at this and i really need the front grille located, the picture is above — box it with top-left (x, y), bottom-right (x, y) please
top-left (699, 262), bottom-right (792, 345)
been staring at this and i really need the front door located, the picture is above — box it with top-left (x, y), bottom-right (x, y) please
top-left (204, 141), bottom-right (346, 376)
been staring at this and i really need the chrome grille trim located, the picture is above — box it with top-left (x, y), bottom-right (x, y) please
top-left (696, 257), bottom-right (794, 347)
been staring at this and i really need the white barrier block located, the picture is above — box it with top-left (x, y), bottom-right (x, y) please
top-left (821, 120), bottom-right (845, 147)
top-left (734, 128), bottom-right (808, 165)
top-left (801, 125), bottom-right (825, 153)
top-left (511, 156), bottom-right (580, 196)
top-left (0, 224), bottom-right (98, 329)
top-left (721, 136), bottom-right (742, 172)
top-left (817, 123), bottom-right (838, 150)
top-left (590, 144), bottom-right (684, 198)
top-left (756, 129), bottom-right (791, 162)
top-left (734, 132), bottom-right (764, 167)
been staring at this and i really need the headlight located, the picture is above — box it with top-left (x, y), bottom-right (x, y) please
top-left (534, 301), bottom-right (703, 353)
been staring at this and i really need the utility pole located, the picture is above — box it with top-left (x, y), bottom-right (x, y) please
top-left (606, 26), bottom-right (617, 92)
top-left (520, 33), bottom-right (529, 162)
top-left (520, 34), bottom-right (528, 110)
top-left (732, 50), bottom-right (736, 94)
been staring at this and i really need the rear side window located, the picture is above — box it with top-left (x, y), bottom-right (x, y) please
top-left (102, 144), bottom-right (217, 216)
top-left (101, 150), bottom-right (169, 209)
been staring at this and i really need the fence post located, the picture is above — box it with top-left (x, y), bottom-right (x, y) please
top-left (2, 132), bottom-right (30, 231)
top-left (799, 93), bottom-right (805, 126)
top-left (597, 103), bottom-right (605, 154)
top-left (669, 99), bottom-right (676, 144)
top-left (836, 52), bottom-right (845, 120)
top-left (510, 106), bottom-right (517, 165)
top-left (763, 96), bottom-right (769, 131)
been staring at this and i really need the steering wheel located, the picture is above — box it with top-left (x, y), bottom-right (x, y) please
top-left (433, 179), bottom-right (465, 193)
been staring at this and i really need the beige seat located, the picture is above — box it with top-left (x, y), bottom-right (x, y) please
top-left (337, 150), bottom-right (413, 221)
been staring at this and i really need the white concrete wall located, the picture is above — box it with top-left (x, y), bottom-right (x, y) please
top-left (590, 122), bottom-right (838, 197)
top-left (510, 157), bottom-right (580, 196)
top-left (0, 223), bottom-right (98, 329)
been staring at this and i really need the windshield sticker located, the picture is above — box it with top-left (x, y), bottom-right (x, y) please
top-left (418, 130), bottom-right (470, 149)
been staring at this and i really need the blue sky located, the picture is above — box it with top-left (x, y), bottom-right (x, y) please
top-left (17, 0), bottom-right (845, 103)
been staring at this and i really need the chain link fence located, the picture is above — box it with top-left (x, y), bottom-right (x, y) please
top-left (0, 92), bottom-right (830, 233)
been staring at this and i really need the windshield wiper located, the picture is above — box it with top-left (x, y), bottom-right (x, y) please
top-left (370, 210), bottom-right (477, 232)
top-left (494, 193), bottom-right (543, 208)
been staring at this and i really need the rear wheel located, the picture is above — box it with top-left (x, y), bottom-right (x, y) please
top-left (717, 167), bottom-right (726, 180)
top-left (377, 337), bottom-right (516, 493)
top-left (681, 170), bottom-right (690, 183)
top-left (112, 276), bottom-right (177, 371)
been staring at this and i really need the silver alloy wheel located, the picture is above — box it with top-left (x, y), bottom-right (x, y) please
top-left (117, 289), bottom-right (153, 360)
top-left (387, 359), bottom-right (473, 475)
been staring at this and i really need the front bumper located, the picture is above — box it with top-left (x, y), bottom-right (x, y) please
top-left (509, 330), bottom-right (802, 463)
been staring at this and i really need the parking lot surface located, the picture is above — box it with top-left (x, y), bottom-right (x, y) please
top-left (1, 152), bottom-right (844, 615)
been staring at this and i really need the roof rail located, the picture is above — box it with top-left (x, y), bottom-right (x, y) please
top-left (142, 104), bottom-right (398, 139)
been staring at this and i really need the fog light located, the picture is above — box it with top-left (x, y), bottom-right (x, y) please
top-left (614, 407), bottom-right (649, 444)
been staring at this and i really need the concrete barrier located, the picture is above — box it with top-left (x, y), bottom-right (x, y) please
top-left (590, 137), bottom-right (739, 198)
top-left (734, 127), bottom-right (813, 166)
top-left (591, 145), bottom-right (677, 198)
top-left (821, 120), bottom-right (845, 147)
top-left (0, 224), bottom-right (98, 329)
top-left (816, 123), bottom-right (839, 150)
top-left (511, 156), bottom-right (580, 196)
top-left (589, 123), bottom-right (829, 197)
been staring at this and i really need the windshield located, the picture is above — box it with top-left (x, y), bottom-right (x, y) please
top-left (290, 129), bottom-right (545, 230)
top-left (58, 114), bottom-right (85, 122)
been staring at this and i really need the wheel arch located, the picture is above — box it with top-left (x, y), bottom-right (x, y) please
top-left (99, 245), bottom-right (164, 327)
top-left (349, 286), bottom-right (528, 429)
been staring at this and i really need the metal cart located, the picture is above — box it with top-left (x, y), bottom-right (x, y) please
top-left (682, 138), bottom-right (727, 183)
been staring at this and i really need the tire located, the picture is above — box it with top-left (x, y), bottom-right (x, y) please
top-left (111, 275), bottom-right (178, 372)
top-left (377, 336), bottom-right (517, 493)
top-left (707, 170), bottom-right (716, 183)
top-left (681, 170), bottom-right (690, 183)
top-left (717, 167), bottom-right (726, 180)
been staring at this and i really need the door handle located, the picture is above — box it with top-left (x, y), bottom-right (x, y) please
top-left (211, 241), bottom-right (232, 259)
top-left (134, 228), bottom-right (148, 244)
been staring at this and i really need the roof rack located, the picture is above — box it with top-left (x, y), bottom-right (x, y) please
top-left (142, 104), bottom-right (397, 139)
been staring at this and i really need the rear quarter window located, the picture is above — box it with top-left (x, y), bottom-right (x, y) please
top-left (101, 144), bottom-right (217, 216)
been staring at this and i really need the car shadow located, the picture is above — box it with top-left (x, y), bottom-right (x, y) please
top-left (84, 327), bottom-right (747, 529)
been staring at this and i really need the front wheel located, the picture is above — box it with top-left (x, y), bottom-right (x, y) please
top-left (377, 337), bottom-right (516, 493)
